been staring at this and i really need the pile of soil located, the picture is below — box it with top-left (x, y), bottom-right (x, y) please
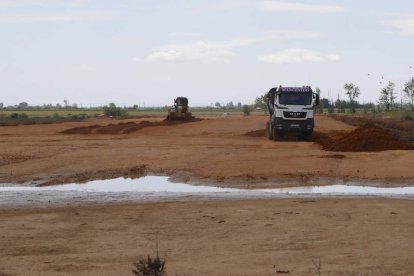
top-left (244, 129), bottom-right (266, 137)
top-left (38, 165), bottom-right (147, 186)
top-left (329, 114), bottom-right (414, 142)
top-left (61, 119), bottom-right (202, 135)
top-left (317, 126), bottom-right (414, 152)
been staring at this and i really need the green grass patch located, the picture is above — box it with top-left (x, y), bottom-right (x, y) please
top-left (0, 109), bottom-right (102, 118)
top-left (384, 111), bottom-right (414, 120)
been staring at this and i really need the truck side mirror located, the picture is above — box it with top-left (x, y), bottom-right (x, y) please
top-left (315, 94), bottom-right (320, 106)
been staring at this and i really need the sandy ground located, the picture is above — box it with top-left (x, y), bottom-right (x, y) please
top-left (1, 115), bottom-right (414, 275)
top-left (1, 115), bottom-right (414, 186)
top-left (1, 199), bottom-right (413, 275)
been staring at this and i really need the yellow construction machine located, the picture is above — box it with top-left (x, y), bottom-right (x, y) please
top-left (166, 97), bottom-right (194, 120)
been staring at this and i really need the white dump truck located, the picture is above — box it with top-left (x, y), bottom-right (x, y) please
top-left (266, 86), bottom-right (319, 140)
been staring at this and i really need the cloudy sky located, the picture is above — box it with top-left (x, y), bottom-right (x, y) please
top-left (1, 0), bottom-right (413, 107)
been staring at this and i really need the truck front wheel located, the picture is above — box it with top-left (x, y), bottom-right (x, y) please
top-left (299, 130), bottom-right (313, 140)
top-left (266, 121), bottom-right (274, 140)
top-left (272, 128), bottom-right (282, 141)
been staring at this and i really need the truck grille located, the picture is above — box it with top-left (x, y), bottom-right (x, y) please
top-left (283, 111), bottom-right (307, 118)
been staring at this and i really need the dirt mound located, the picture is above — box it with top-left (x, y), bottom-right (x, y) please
top-left (61, 119), bottom-right (202, 135)
top-left (244, 129), bottom-right (266, 137)
top-left (329, 114), bottom-right (414, 143)
top-left (39, 165), bottom-right (147, 186)
top-left (316, 126), bottom-right (414, 152)
top-left (62, 125), bottom-right (101, 134)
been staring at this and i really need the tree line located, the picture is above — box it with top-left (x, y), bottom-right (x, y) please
top-left (254, 77), bottom-right (414, 113)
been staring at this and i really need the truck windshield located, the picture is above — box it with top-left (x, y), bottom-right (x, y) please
top-left (278, 92), bottom-right (312, 105)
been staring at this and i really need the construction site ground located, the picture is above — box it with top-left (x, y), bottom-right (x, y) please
top-left (1, 114), bottom-right (414, 275)
top-left (1, 114), bottom-right (414, 185)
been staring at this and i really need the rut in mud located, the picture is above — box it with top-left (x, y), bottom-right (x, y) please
top-left (61, 118), bottom-right (203, 135)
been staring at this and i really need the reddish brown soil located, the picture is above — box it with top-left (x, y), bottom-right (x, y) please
top-left (61, 119), bottom-right (202, 135)
top-left (330, 114), bottom-right (414, 142)
top-left (244, 122), bottom-right (413, 152)
top-left (2, 115), bottom-right (414, 184)
top-left (318, 154), bottom-right (346, 159)
top-left (38, 165), bottom-right (146, 186)
top-left (316, 126), bottom-right (414, 152)
top-left (244, 129), bottom-right (266, 137)
top-left (1, 199), bottom-right (414, 275)
top-left (1, 115), bottom-right (414, 275)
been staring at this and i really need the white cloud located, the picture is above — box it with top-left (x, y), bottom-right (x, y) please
top-left (0, 11), bottom-right (114, 23)
top-left (194, 1), bottom-right (345, 14)
top-left (146, 30), bottom-right (320, 63)
top-left (147, 41), bottom-right (235, 63)
top-left (258, 49), bottom-right (340, 64)
top-left (257, 1), bottom-right (345, 13)
top-left (386, 15), bottom-right (414, 35)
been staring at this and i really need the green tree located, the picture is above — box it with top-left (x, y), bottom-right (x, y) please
top-left (378, 81), bottom-right (396, 111)
top-left (344, 83), bottom-right (360, 113)
top-left (254, 93), bottom-right (267, 113)
top-left (403, 77), bottom-right (414, 111)
top-left (226, 101), bottom-right (235, 109)
top-left (314, 88), bottom-right (322, 113)
top-left (18, 102), bottom-right (29, 109)
top-left (103, 103), bottom-right (127, 117)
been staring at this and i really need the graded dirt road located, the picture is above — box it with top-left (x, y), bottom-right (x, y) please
top-left (1, 114), bottom-right (414, 186)
top-left (1, 115), bottom-right (414, 275)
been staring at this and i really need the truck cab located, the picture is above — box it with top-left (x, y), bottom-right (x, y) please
top-left (267, 86), bottom-right (319, 140)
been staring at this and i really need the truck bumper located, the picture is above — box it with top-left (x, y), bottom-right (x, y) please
top-left (272, 118), bottom-right (314, 133)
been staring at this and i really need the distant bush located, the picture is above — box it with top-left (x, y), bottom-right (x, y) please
top-left (360, 120), bottom-right (376, 128)
top-left (53, 113), bottom-right (60, 118)
top-left (242, 105), bottom-right (251, 116)
top-left (10, 113), bottom-right (19, 119)
top-left (132, 256), bottom-right (166, 276)
top-left (103, 104), bottom-right (128, 117)
top-left (401, 114), bottom-right (414, 121)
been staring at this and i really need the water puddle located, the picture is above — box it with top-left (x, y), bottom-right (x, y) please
top-left (1, 176), bottom-right (413, 207)
top-left (0, 177), bottom-right (235, 193)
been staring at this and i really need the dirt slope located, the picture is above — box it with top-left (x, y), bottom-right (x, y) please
top-left (316, 126), bottom-right (414, 152)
